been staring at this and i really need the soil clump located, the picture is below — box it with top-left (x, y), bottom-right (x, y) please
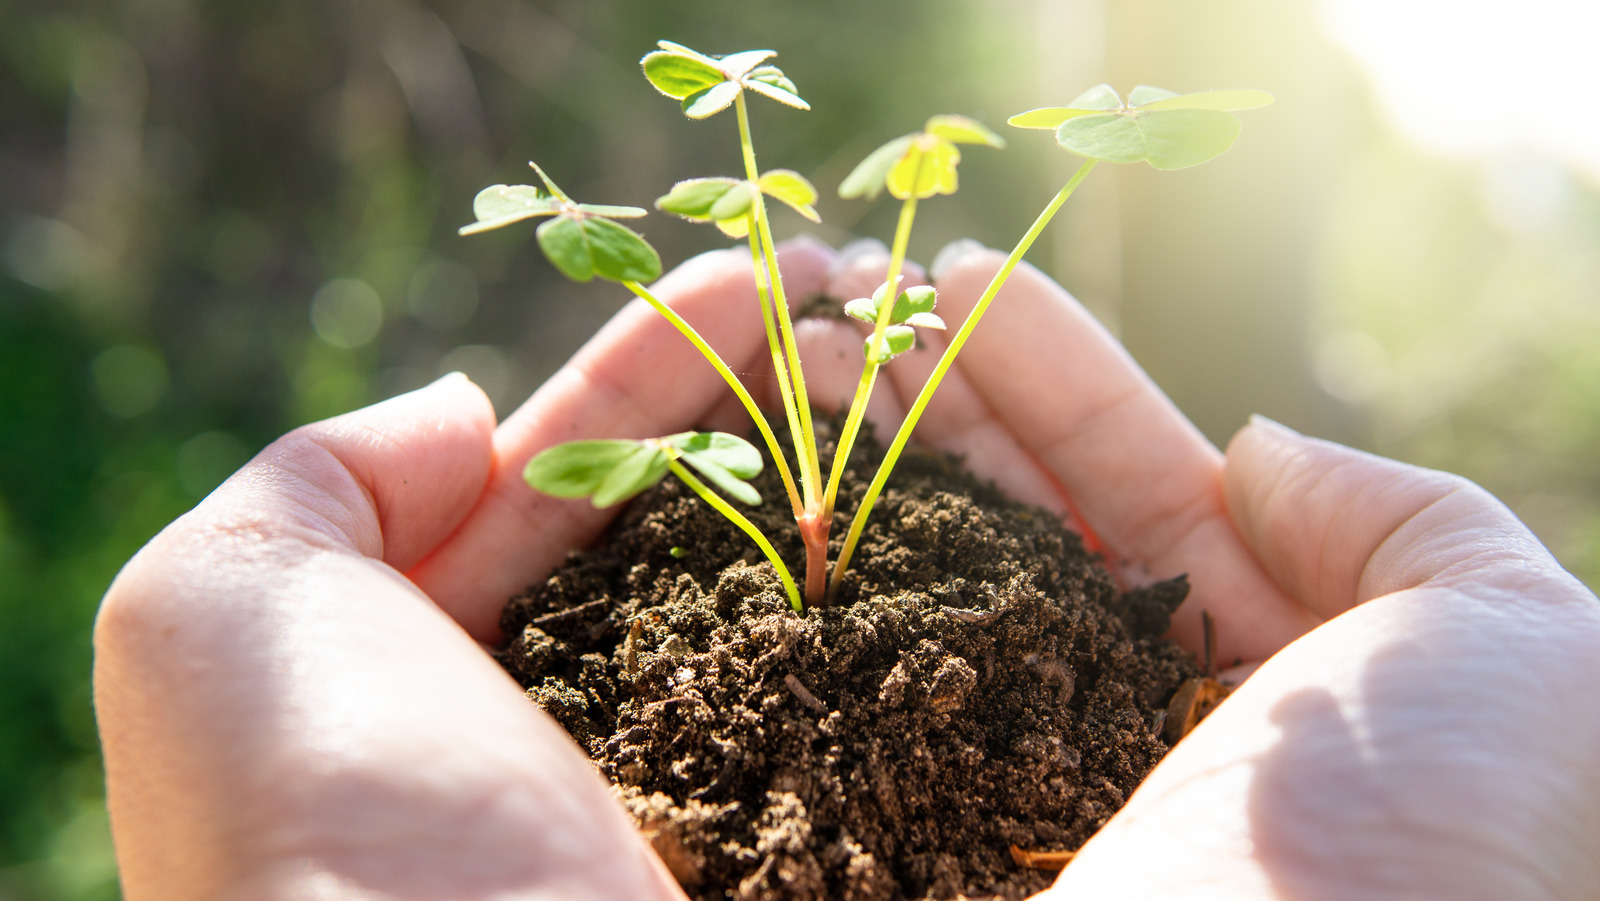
top-left (498, 427), bottom-right (1198, 900)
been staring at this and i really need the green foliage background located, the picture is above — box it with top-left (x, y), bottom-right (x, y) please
top-left (2, 0), bottom-right (1596, 896)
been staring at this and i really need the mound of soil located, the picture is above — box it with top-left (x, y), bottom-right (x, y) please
top-left (497, 430), bottom-right (1198, 900)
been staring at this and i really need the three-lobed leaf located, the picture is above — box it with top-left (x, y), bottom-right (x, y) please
top-left (642, 41), bottom-right (808, 118)
top-left (848, 283), bottom-right (946, 363)
top-left (845, 283), bottom-right (944, 329)
top-left (524, 432), bottom-right (764, 508)
top-left (1008, 84), bottom-right (1274, 170)
top-left (839, 114), bottom-right (1004, 202)
top-left (462, 163), bottom-right (660, 283)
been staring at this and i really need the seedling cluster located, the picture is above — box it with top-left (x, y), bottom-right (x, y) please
top-left (462, 40), bottom-right (1271, 613)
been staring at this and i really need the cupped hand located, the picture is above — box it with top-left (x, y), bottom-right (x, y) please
top-left (94, 239), bottom-right (834, 900)
top-left (812, 241), bottom-right (1600, 900)
top-left (96, 234), bottom-right (1600, 901)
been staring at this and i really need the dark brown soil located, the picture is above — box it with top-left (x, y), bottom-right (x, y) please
top-left (497, 426), bottom-right (1198, 900)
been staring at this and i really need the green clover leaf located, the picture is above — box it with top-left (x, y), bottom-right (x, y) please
top-left (844, 282), bottom-right (944, 330)
top-left (524, 439), bottom-right (668, 507)
top-left (1008, 85), bottom-right (1273, 170)
top-left (460, 162), bottom-right (661, 283)
top-left (668, 431), bottom-right (764, 506)
top-left (641, 41), bottom-right (808, 119)
top-left (524, 432), bottom-right (764, 508)
top-left (844, 281), bottom-right (946, 363)
top-left (839, 114), bottom-right (1005, 202)
top-left (656, 169), bottom-right (820, 239)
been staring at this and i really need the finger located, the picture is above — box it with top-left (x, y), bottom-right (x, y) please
top-left (1223, 416), bottom-right (1579, 619)
top-left (1039, 561), bottom-right (1600, 899)
top-left (96, 376), bottom-right (683, 900)
top-left (1042, 426), bottom-right (1600, 899)
top-left (788, 317), bottom-right (909, 428)
top-left (928, 245), bottom-right (1317, 661)
top-left (410, 238), bottom-right (834, 641)
top-left (225, 372), bottom-right (495, 571)
top-left (874, 292), bottom-right (1080, 524)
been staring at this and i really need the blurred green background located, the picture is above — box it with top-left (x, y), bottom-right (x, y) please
top-left (2, 0), bottom-right (1597, 895)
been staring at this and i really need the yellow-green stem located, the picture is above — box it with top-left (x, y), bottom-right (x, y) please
top-left (744, 224), bottom-right (806, 517)
top-left (735, 92), bottom-right (821, 511)
top-left (827, 159), bottom-right (1099, 599)
top-left (623, 280), bottom-right (801, 514)
top-left (668, 459), bottom-right (802, 612)
top-left (822, 192), bottom-right (920, 522)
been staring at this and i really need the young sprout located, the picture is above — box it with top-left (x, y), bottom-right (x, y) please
top-left (460, 162), bottom-right (660, 283)
top-left (641, 41), bottom-right (809, 117)
top-left (464, 44), bottom-right (1274, 614)
top-left (844, 280), bottom-right (946, 362)
top-left (838, 114), bottom-right (1005, 201)
top-left (644, 41), bottom-right (835, 605)
top-left (817, 114), bottom-right (1003, 554)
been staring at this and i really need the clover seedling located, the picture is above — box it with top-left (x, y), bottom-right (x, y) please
top-left (463, 162), bottom-right (660, 283)
top-left (462, 42), bottom-right (1272, 612)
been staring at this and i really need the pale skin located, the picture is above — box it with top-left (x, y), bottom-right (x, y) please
top-left (95, 238), bottom-right (1600, 900)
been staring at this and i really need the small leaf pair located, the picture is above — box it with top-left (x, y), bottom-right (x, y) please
top-left (656, 170), bottom-right (821, 238)
top-left (641, 41), bottom-right (809, 119)
top-left (846, 281), bottom-right (946, 363)
top-left (525, 431), bottom-right (764, 508)
top-left (459, 162), bottom-right (661, 283)
top-left (1009, 85), bottom-right (1274, 170)
top-left (839, 114), bottom-right (1005, 202)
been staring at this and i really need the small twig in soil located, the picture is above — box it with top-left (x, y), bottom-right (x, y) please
top-left (624, 619), bottom-right (644, 675)
top-left (1010, 845), bottom-right (1076, 871)
top-left (784, 673), bottom-right (827, 712)
top-left (1163, 610), bottom-right (1236, 743)
top-left (531, 597), bottom-right (611, 629)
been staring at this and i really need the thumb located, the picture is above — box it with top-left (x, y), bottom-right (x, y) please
top-left (1222, 415), bottom-right (1573, 622)
top-left (97, 375), bottom-right (682, 900)
top-left (1036, 423), bottom-right (1600, 899)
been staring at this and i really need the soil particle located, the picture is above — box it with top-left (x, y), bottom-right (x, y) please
top-left (498, 429), bottom-right (1198, 900)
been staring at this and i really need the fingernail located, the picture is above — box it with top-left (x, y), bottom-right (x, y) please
top-left (1248, 413), bottom-right (1301, 436)
top-left (930, 239), bottom-right (987, 282)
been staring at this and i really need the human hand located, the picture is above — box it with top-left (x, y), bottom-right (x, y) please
top-left (815, 241), bottom-right (1600, 899)
top-left (93, 239), bottom-right (834, 900)
top-left (97, 231), bottom-right (1600, 900)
